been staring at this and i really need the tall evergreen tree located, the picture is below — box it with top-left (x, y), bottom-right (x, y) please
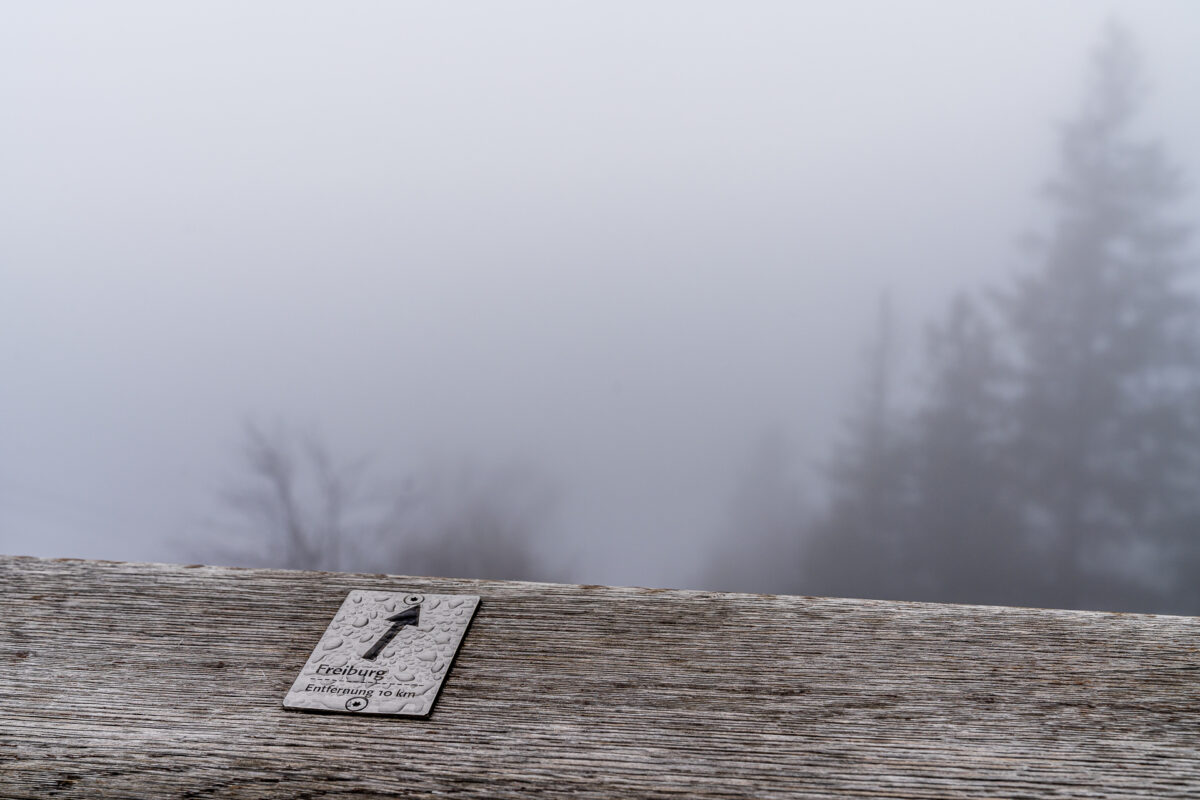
top-left (803, 23), bottom-right (1199, 612)
top-left (994, 22), bottom-right (1199, 610)
top-left (802, 293), bottom-right (913, 600)
top-left (903, 294), bottom-right (1021, 604)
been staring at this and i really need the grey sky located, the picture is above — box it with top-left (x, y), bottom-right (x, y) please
top-left (3, 2), bottom-right (1199, 587)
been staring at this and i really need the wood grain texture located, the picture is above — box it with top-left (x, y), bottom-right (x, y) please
top-left (1, 555), bottom-right (1197, 799)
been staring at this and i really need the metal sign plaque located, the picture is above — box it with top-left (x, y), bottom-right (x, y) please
top-left (283, 590), bottom-right (479, 717)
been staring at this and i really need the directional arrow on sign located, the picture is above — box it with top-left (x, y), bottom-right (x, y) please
top-left (362, 604), bottom-right (421, 661)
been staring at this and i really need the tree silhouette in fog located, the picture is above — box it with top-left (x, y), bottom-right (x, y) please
top-left (204, 422), bottom-right (560, 581)
top-left (385, 458), bottom-right (560, 581)
top-left (800, 293), bottom-right (914, 601)
top-left (778, 23), bottom-right (1200, 613)
top-left (995, 22), bottom-right (1199, 610)
top-left (213, 423), bottom-right (376, 571)
top-left (903, 294), bottom-right (1021, 605)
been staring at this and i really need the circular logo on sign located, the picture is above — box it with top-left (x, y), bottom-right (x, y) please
top-left (345, 696), bottom-right (369, 712)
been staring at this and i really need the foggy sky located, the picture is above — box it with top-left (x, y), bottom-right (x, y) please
top-left (3, 1), bottom-right (1199, 588)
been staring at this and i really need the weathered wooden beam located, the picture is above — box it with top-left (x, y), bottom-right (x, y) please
top-left (1, 555), bottom-right (1197, 798)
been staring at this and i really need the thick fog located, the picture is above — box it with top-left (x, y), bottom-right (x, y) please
top-left (3, 3), bottom-right (1199, 610)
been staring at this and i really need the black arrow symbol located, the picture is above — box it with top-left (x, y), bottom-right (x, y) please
top-left (362, 604), bottom-right (421, 661)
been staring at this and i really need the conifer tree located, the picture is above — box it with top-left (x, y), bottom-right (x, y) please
top-left (994, 22), bottom-right (1198, 609)
top-left (802, 293), bottom-right (913, 600)
top-left (904, 294), bottom-right (1020, 604)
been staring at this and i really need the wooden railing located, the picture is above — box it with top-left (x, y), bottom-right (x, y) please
top-left (1, 555), bottom-right (1197, 798)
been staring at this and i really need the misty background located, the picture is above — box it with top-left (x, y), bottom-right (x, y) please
top-left (3, 2), bottom-right (1199, 613)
